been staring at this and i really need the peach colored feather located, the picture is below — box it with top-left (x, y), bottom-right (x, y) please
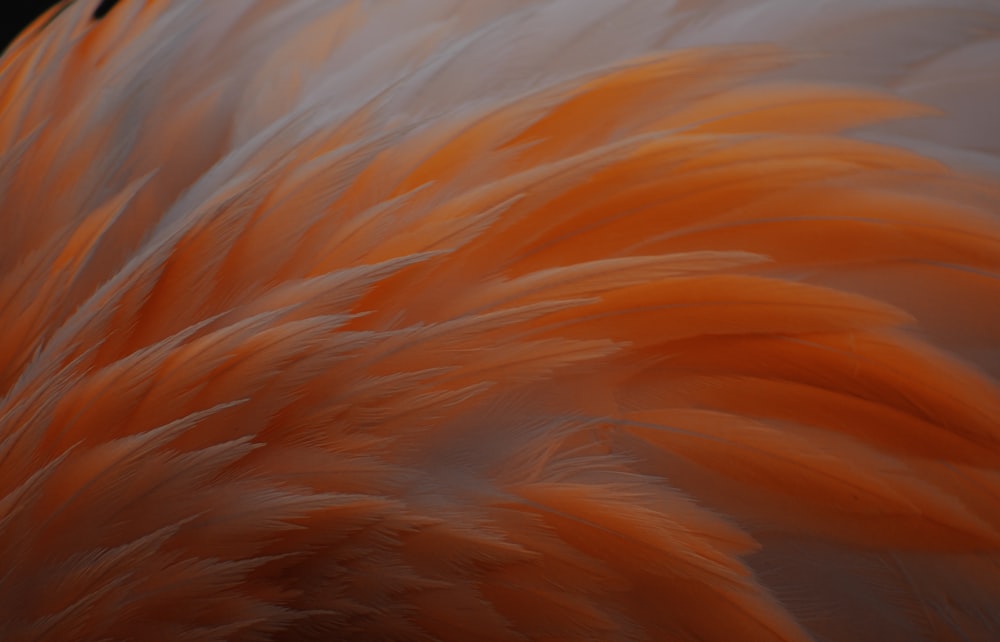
top-left (2, 1), bottom-right (1000, 640)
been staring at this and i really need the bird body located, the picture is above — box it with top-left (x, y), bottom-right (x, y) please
top-left (1, 1), bottom-right (1000, 640)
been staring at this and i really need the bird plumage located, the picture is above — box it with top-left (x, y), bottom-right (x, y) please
top-left (1, 1), bottom-right (1000, 640)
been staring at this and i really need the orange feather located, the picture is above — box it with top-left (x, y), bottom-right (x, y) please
top-left (2, 1), bottom-right (1000, 640)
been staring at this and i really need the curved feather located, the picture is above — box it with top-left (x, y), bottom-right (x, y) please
top-left (1, 1), bottom-right (1000, 640)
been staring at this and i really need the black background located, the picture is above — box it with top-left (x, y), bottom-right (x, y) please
top-left (1, 0), bottom-right (91, 53)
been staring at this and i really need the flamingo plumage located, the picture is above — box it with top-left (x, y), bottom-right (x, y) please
top-left (1, 1), bottom-right (1000, 640)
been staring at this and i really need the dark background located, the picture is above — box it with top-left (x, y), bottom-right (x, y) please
top-left (2, 0), bottom-right (60, 52)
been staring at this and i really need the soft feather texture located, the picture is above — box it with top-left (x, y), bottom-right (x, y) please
top-left (1, 1), bottom-right (1000, 640)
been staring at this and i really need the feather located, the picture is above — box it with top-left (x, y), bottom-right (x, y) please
top-left (1, 1), bottom-right (1000, 640)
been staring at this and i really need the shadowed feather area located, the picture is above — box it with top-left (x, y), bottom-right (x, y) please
top-left (1, 1), bottom-right (1000, 640)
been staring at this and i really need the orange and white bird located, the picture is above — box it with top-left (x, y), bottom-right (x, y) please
top-left (2, 1), bottom-right (1000, 640)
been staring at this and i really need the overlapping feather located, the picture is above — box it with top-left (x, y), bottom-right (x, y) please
top-left (1, 1), bottom-right (1000, 640)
